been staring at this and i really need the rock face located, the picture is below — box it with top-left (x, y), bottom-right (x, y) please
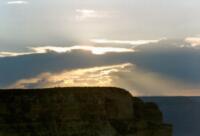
top-left (0, 87), bottom-right (172, 136)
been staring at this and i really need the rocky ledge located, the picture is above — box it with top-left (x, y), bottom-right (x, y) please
top-left (0, 87), bottom-right (172, 136)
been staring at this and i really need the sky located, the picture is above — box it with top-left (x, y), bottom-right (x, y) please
top-left (1, 0), bottom-right (200, 96)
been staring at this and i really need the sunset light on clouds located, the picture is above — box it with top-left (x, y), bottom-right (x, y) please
top-left (1, 0), bottom-right (200, 96)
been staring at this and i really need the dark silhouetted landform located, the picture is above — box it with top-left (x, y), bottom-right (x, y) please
top-left (0, 87), bottom-right (172, 136)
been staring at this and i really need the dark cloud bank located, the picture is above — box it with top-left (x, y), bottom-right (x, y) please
top-left (1, 39), bottom-right (200, 88)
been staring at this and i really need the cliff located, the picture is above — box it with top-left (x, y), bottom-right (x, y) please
top-left (0, 87), bottom-right (172, 136)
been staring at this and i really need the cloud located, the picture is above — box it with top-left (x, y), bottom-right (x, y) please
top-left (0, 46), bottom-right (134, 57)
top-left (9, 63), bottom-right (130, 89)
top-left (0, 49), bottom-right (132, 87)
top-left (6, 0), bottom-right (28, 5)
top-left (90, 38), bottom-right (165, 47)
top-left (31, 46), bottom-right (134, 55)
top-left (75, 9), bottom-right (110, 21)
top-left (0, 51), bottom-right (31, 57)
top-left (185, 37), bottom-right (200, 47)
top-left (1, 39), bottom-right (200, 96)
top-left (8, 63), bottom-right (200, 96)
